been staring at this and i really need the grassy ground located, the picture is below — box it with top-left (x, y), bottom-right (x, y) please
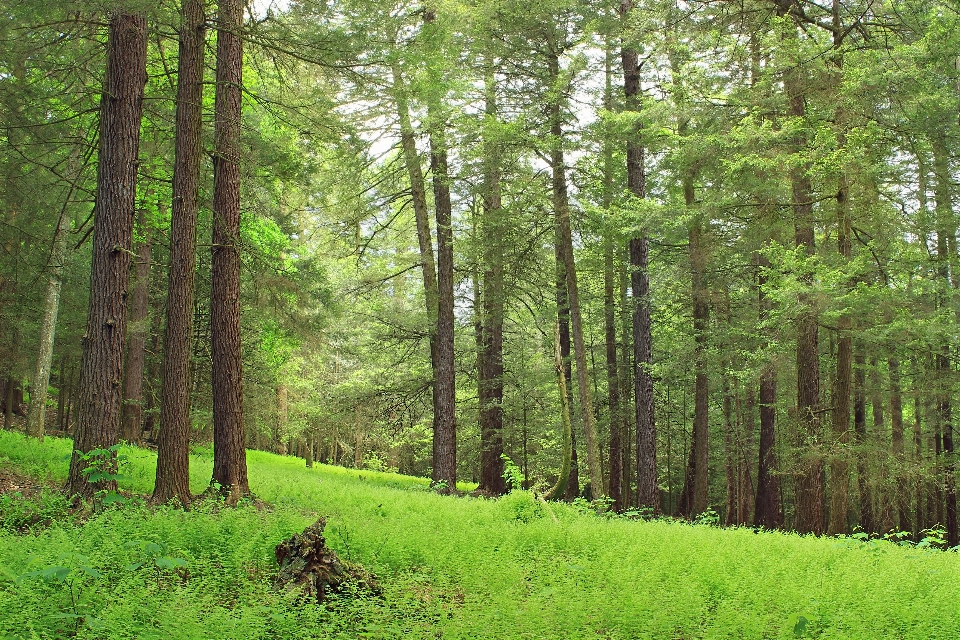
top-left (0, 430), bottom-right (957, 639)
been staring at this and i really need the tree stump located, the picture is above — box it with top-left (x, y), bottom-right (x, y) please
top-left (274, 518), bottom-right (379, 603)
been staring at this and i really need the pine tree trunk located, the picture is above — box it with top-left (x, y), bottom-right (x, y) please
top-left (121, 207), bottom-right (152, 444)
top-left (65, 12), bottom-right (147, 500)
top-left (423, 12), bottom-right (457, 492)
top-left (621, 0), bottom-right (657, 512)
top-left (391, 65), bottom-right (440, 431)
top-left (154, 0), bottom-right (205, 505)
top-left (828, 168), bottom-right (852, 536)
top-left (755, 252), bottom-right (782, 528)
top-left (853, 344), bottom-right (874, 532)
top-left (477, 65), bottom-right (506, 496)
top-left (209, 0), bottom-right (248, 501)
top-left (889, 357), bottom-right (910, 532)
top-left (26, 211), bottom-right (70, 439)
top-left (784, 13), bottom-right (823, 534)
top-left (678, 176), bottom-right (709, 517)
top-left (602, 46), bottom-right (622, 512)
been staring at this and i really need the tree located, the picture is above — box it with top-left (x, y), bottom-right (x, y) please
top-left (621, 0), bottom-right (657, 512)
top-left (210, 0), bottom-right (249, 500)
top-left (154, 0), bottom-right (206, 505)
top-left (65, 12), bottom-right (148, 500)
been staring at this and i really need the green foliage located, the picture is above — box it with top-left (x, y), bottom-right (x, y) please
top-left (0, 433), bottom-right (957, 638)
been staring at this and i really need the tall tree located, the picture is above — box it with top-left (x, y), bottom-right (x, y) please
top-left (210, 0), bottom-right (249, 500)
top-left (546, 44), bottom-right (603, 497)
top-left (154, 0), bottom-right (206, 505)
top-left (476, 63), bottom-right (507, 496)
top-left (65, 12), bottom-right (148, 499)
top-left (423, 8), bottom-right (456, 492)
top-left (621, 0), bottom-right (657, 512)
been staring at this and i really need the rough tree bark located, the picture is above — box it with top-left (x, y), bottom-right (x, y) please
top-left (424, 10), bottom-right (456, 492)
top-left (782, 6), bottom-right (823, 534)
top-left (153, 0), bottom-right (206, 505)
top-left (622, 0), bottom-right (658, 511)
top-left (65, 13), bottom-right (147, 500)
top-left (210, 0), bottom-right (249, 500)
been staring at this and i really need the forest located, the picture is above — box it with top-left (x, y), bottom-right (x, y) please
top-left (3, 0), bottom-right (960, 553)
top-left (5, 0), bottom-right (960, 637)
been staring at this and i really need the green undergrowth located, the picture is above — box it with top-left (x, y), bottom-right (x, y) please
top-left (0, 430), bottom-right (958, 639)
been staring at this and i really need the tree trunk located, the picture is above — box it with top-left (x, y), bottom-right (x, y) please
top-left (544, 321), bottom-right (573, 501)
top-left (546, 48), bottom-right (602, 498)
top-left (755, 252), bottom-right (782, 528)
top-left (424, 12), bottom-right (457, 493)
top-left (738, 386), bottom-right (756, 525)
top-left (64, 13), bottom-right (147, 500)
top-left (853, 344), bottom-right (874, 532)
top-left (678, 177), bottom-right (709, 517)
top-left (932, 135), bottom-right (958, 546)
top-left (784, 15), bottom-right (823, 534)
top-left (26, 211), bottom-right (71, 439)
top-left (889, 357), bottom-right (910, 532)
top-left (622, 0), bottom-right (657, 512)
top-left (209, 0), bottom-right (249, 501)
top-left (277, 383), bottom-right (288, 449)
top-left (477, 65), bottom-right (506, 496)
top-left (121, 207), bottom-right (153, 444)
top-left (828, 169), bottom-right (852, 535)
top-left (391, 64), bottom-right (440, 435)
top-left (602, 45), bottom-right (623, 512)
top-left (154, 0), bottom-right (205, 505)
top-left (871, 356), bottom-right (895, 532)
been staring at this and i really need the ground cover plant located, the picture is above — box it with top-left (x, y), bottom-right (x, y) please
top-left (0, 430), bottom-right (958, 639)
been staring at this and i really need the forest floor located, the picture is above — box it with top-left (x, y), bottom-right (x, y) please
top-left (0, 429), bottom-right (958, 639)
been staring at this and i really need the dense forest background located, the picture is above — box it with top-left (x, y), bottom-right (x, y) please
top-left (2, 0), bottom-right (959, 541)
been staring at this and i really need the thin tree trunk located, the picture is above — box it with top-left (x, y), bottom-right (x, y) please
top-left (209, 0), bottom-right (248, 501)
top-left (64, 13), bottom-right (147, 500)
top-left (755, 252), bottom-right (782, 528)
top-left (889, 357), bottom-right (910, 532)
top-left (154, 0), bottom-right (205, 505)
top-left (621, 0), bottom-right (657, 512)
top-left (933, 135), bottom-right (957, 545)
top-left (739, 386), bottom-right (756, 524)
top-left (602, 44), bottom-right (623, 512)
top-left (828, 169), bottom-right (852, 535)
top-left (854, 344), bottom-right (874, 532)
top-left (391, 64), bottom-right (440, 428)
top-left (545, 48), bottom-right (602, 498)
top-left (678, 176), bottom-right (709, 517)
top-left (871, 356), bottom-right (895, 532)
top-left (26, 211), bottom-right (71, 439)
top-left (121, 207), bottom-right (153, 444)
top-left (544, 321), bottom-right (573, 501)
